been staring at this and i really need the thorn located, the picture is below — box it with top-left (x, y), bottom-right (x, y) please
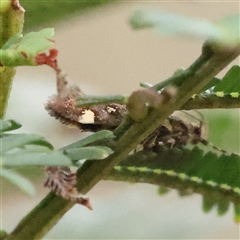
top-left (78, 197), bottom-right (93, 210)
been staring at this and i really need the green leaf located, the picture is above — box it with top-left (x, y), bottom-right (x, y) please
top-left (202, 195), bottom-right (217, 213)
top-left (1, 34), bottom-right (22, 50)
top-left (130, 9), bottom-right (217, 38)
top-left (130, 9), bottom-right (239, 47)
top-left (61, 130), bottom-right (115, 151)
top-left (234, 203), bottom-right (240, 223)
top-left (201, 77), bottom-right (221, 92)
top-left (1, 133), bottom-right (53, 152)
top-left (215, 14), bottom-right (240, 47)
top-left (0, 229), bottom-right (8, 239)
top-left (217, 200), bottom-right (230, 216)
top-left (0, 119), bottom-right (22, 133)
top-left (10, 145), bottom-right (53, 153)
top-left (0, 167), bottom-right (35, 196)
top-left (21, 0), bottom-right (116, 31)
top-left (65, 146), bottom-right (113, 161)
top-left (118, 147), bottom-right (240, 193)
top-left (107, 146), bottom-right (240, 221)
top-left (2, 151), bottom-right (71, 166)
top-left (158, 186), bottom-right (170, 196)
top-left (0, 28), bottom-right (55, 66)
top-left (213, 65), bottom-right (240, 94)
top-left (0, 132), bottom-right (72, 166)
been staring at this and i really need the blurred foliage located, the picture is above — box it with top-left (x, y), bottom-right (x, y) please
top-left (20, 0), bottom-right (117, 32)
top-left (203, 109), bottom-right (239, 153)
top-left (0, 230), bottom-right (8, 240)
top-left (0, 168), bottom-right (36, 196)
top-left (130, 9), bottom-right (240, 47)
top-left (213, 65), bottom-right (240, 94)
top-left (200, 65), bottom-right (240, 153)
top-left (1, 119), bottom-right (115, 194)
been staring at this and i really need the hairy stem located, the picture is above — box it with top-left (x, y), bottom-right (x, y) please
top-left (6, 43), bottom-right (240, 239)
top-left (182, 94), bottom-right (240, 110)
top-left (0, 67), bottom-right (16, 118)
top-left (4, 193), bottom-right (74, 240)
top-left (0, 0), bottom-right (24, 118)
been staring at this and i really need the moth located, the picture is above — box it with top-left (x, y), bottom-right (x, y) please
top-left (45, 70), bottom-right (126, 132)
top-left (44, 69), bottom-right (127, 207)
top-left (142, 113), bottom-right (206, 149)
top-left (141, 111), bottom-right (227, 157)
top-left (44, 69), bottom-right (219, 207)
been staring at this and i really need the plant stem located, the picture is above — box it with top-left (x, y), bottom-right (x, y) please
top-left (76, 94), bottom-right (128, 107)
top-left (151, 45), bottom-right (213, 91)
top-left (181, 94), bottom-right (240, 110)
top-left (0, 67), bottom-right (16, 119)
top-left (6, 43), bottom-right (240, 240)
top-left (0, 0), bottom-right (24, 118)
top-left (5, 192), bottom-right (74, 240)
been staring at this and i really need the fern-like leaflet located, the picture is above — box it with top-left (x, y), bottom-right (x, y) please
top-left (44, 66), bottom-right (239, 219)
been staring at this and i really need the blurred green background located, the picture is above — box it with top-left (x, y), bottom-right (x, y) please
top-left (2, 1), bottom-right (239, 239)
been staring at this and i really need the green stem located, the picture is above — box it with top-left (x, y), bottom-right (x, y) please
top-left (6, 43), bottom-right (240, 240)
top-left (5, 193), bottom-right (74, 240)
top-left (151, 46), bottom-right (213, 91)
top-left (0, 0), bottom-right (24, 118)
top-left (76, 94), bottom-right (128, 107)
top-left (0, 67), bottom-right (16, 118)
top-left (181, 94), bottom-right (240, 110)
top-left (113, 115), bottom-right (134, 140)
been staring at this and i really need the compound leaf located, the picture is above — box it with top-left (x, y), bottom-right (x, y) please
top-left (2, 151), bottom-right (71, 167)
top-left (0, 167), bottom-right (35, 196)
top-left (0, 119), bottom-right (22, 133)
top-left (130, 9), bottom-right (239, 47)
top-left (213, 65), bottom-right (240, 95)
top-left (234, 204), bottom-right (240, 222)
top-left (0, 28), bottom-right (55, 66)
top-left (106, 146), bottom-right (240, 221)
top-left (1, 133), bottom-right (53, 153)
top-left (61, 130), bottom-right (115, 151)
top-left (217, 199), bottom-right (230, 216)
top-left (65, 146), bottom-right (113, 161)
top-left (0, 121), bottom-right (72, 167)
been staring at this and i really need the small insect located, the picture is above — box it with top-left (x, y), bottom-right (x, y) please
top-left (44, 69), bottom-right (224, 206)
top-left (140, 111), bottom-right (226, 155)
top-left (141, 113), bottom-right (205, 149)
top-left (44, 166), bottom-right (92, 210)
top-left (44, 69), bottom-right (126, 206)
top-left (45, 70), bottom-right (126, 132)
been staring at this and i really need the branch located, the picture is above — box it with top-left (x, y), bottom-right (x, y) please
top-left (5, 193), bottom-right (75, 240)
top-left (182, 94), bottom-right (240, 110)
top-left (0, 0), bottom-right (24, 118)
top-left (6, 44), bottom-right (240, 239)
